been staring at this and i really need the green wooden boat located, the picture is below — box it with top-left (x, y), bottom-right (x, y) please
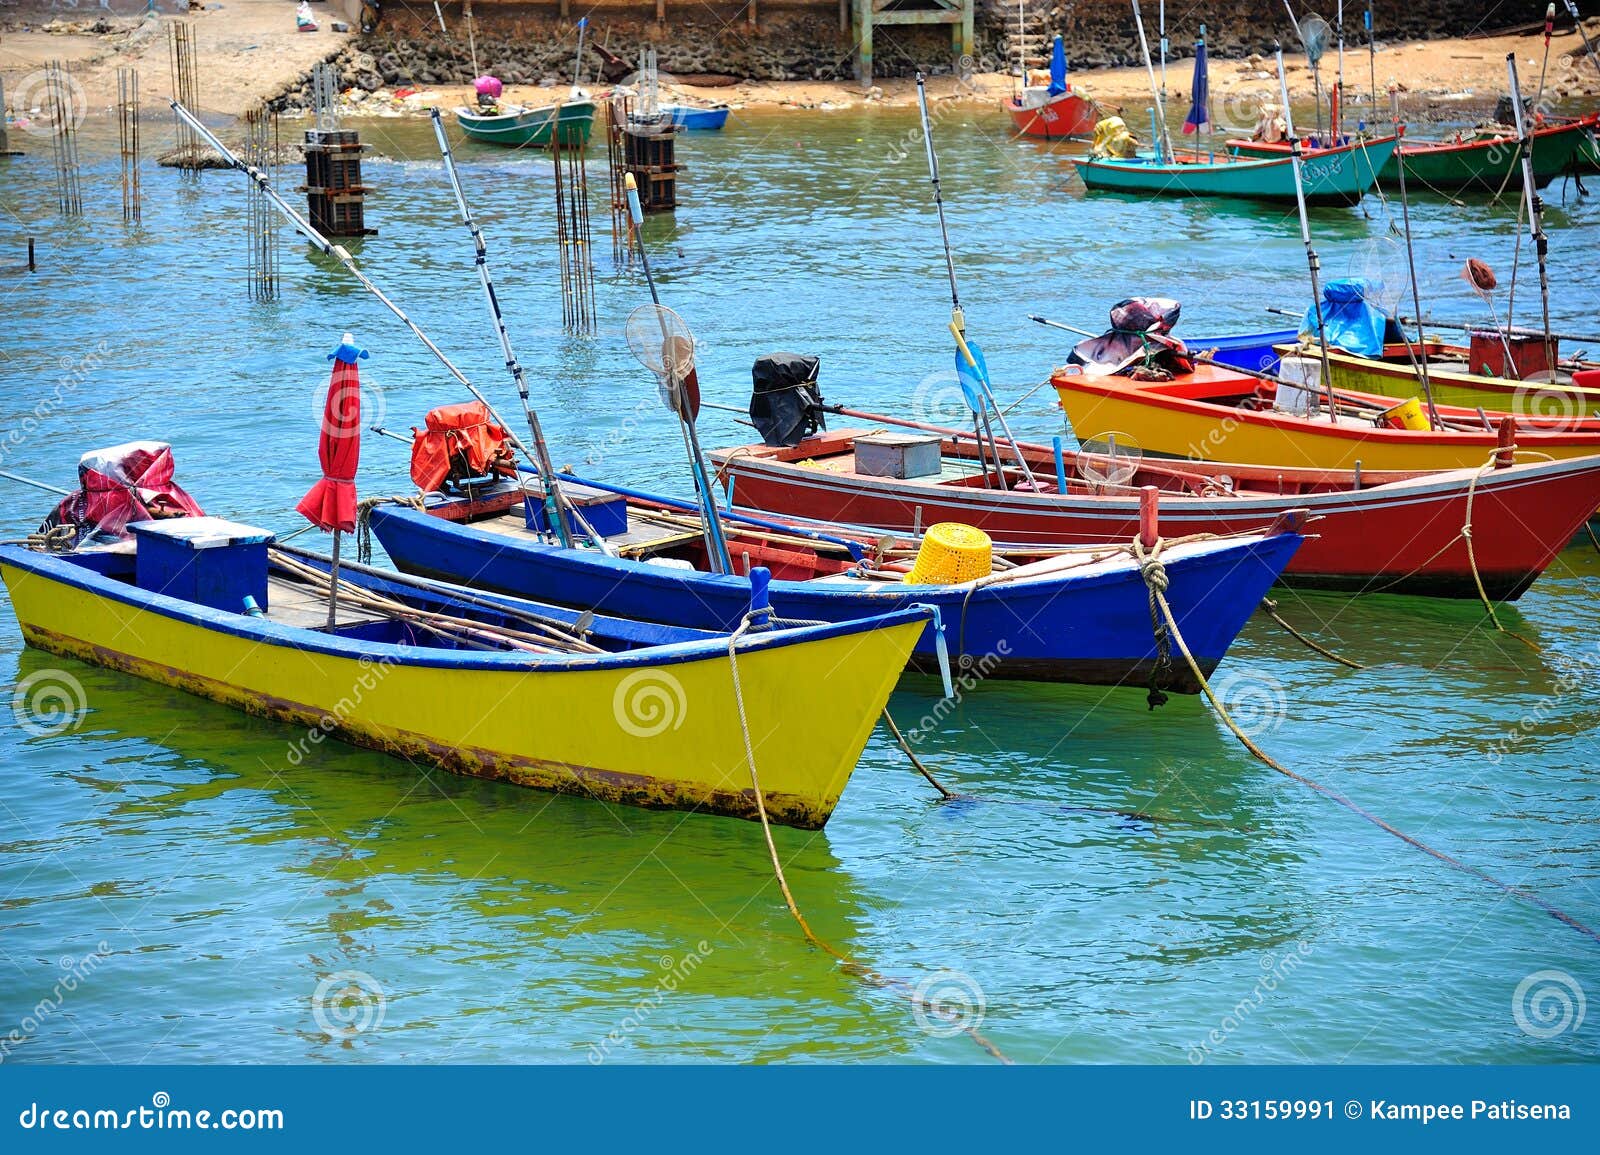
top-left (455, 99), bottom-right (596, 149)
top-left (1230, 116), bottom-right (1596, 192)
top-left (1071, 136), bottom-right (1396, 206)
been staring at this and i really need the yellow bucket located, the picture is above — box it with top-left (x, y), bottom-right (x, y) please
top-left (1381, 397), bottom-right (1431, 431)
top-left (904, 523), bottom-right (993, 585)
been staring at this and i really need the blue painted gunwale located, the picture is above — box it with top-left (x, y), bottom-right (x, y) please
top-left (367, 502), bottom-right (1302, 680)
top-left (0, 544), bottom-right (931, 674)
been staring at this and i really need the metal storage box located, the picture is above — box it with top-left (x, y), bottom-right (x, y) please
top-left (853, 432), bottom-right (943, 480)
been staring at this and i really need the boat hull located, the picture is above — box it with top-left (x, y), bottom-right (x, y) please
top-left (1006, 92), bottom-right (1100, 139)
top-left (663, 104), bottom-right (729, 130)
top-left (1054, 364), bottom-right (1600, 473)
top-left (0, 547), bottom-right (926, 829)
top-left (455, 100), bottom-right (596, 148)
top-left (368, 504), bottom-right (1299, 692)
top-left (1309, 342), bottom-right (1600, 422)
top-left (1378, 117), bottom-right (1597, 190)
top-left (1072, 138), bottom-right (1396, 206)
top-left (715, 437), bottom-right (1600, 601)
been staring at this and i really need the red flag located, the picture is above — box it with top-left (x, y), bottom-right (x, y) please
top-left (296, 334), bottom-right (366, 533)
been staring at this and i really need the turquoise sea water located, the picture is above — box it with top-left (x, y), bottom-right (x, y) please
top-left (0, 106), bottom-right (1597, 1064)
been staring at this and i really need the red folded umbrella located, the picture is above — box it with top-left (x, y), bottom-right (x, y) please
top-left (296, 334), bottom-right (366, 533)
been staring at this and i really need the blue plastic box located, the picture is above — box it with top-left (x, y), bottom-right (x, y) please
top-left (129, 517), bottom-right (275, 614)
top-left (524, 481), bottom-right (629, 541)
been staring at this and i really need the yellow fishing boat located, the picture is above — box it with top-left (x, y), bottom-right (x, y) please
top-left (1300, 340), bottom-right (1600, 423)
top-left (0, 522), bottom-right (931, 830)
top-left (1052, 362), bottom-right (1600, 473)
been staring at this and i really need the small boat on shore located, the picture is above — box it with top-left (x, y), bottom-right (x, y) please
top-left (0, 518), bottom-right (931, 829)
top-left (661, 103), bottom-right (729, 131)
top-left (455, 99), bottom-right (596, 149)
top-left (365, 471), bottom-right (1300, 693)
top-left (1006, 33), bottom-right (1101, 140)
top-left (1071, 136), bottom-right (1397, 205)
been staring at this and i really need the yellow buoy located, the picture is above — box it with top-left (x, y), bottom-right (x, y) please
top-left (904, 523), bottom-right (993, 585)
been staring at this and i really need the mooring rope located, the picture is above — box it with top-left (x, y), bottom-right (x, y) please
top-left (1133, 537), bottom-right (1600, 947)
top-left (1259, 598), bottom-right (1365, 669)
top-left (723, 613), bottom-right (1012, 1062)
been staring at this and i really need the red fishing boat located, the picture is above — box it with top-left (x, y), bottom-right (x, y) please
top-left (709, 415), bottom-right (1600, 601)
top-left (1007, 90), bottom-right (1101, 140)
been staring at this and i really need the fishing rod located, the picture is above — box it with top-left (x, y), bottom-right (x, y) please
top-left (1335, 0), bottom-right (1345, 137)
top-left (428, 109), bottom-right (576, 550)
top-left (168, 100), bottom-right (573, 528)
top-left (1274, 45), bottom-right (1338, 421)
top-left (1131, 1), bottom-right (1173, 162)
top-left (1506, 55), bottom-right (1558, 378)
top-left (1509, 5), bottom-right (1559, 326)
top-left (0, 469), bottom-right (70, 496)
top-left (1393, 316), bottom-right (1600, 347)
top-left (1389, 90), bottom-right (1439, 426)
top-left (1365, 0), bottom-right (1377, 113)
top-left (1159, 0), bottom-right (1169, 151)
top-left (570, 16), bottom-right (588, 95)
top-left (1564, 0), bottom-right (1600, 82)
top-left (621, 173), bottom-right (734, 575)
top-left (913, 74), bottom-right (1038, 494)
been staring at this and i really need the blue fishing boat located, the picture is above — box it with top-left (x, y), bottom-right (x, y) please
top-left (661, 103), bottom-right (729, 131)
top-left (365, 476), bottom-right (1302, 692)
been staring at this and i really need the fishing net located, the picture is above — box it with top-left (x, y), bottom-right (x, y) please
top-left (1076, 433), bottom-right (1143, 489)
top-left (626, 303), bottom-right (697, 417)
top-left (1295, 14), bottom-right (1332, 65)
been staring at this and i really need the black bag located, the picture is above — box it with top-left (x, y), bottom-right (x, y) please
top-left (750, 353), bottom-right (825, 448)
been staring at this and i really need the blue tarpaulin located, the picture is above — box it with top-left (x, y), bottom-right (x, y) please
top-left (1048, 36), bottom-right (1067, 96)
top-left (1301, 278), bottom-right (1387, 357)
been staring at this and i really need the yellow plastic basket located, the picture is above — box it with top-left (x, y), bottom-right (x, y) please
top-left (904, 523), bottom-right (993, 585)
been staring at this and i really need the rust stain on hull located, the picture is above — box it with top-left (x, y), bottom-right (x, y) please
top-left (22, 625), bottom-right (835, 830)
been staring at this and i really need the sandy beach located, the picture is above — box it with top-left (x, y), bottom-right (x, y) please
top-left (2, 4), bottom-right (1596, 130)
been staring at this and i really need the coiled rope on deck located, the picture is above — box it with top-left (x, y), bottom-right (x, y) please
top-left (1132, 536), bottom-right (1600, 947)
top-left (723, 613), bottom-right (1013, 1062)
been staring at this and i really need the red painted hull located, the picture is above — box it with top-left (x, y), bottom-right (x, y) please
top-left (714, 432), bottom-right (1600, 600)
top-left (1006, 92), bottom-right (1100, 139)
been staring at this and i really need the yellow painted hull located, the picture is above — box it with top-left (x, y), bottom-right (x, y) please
top-left (1319, 348), bottom-right (1600, 419)
top-left (1054, 380), bottom-right (1600, 472)
top-left (0, 562), bottom-right (924, 829)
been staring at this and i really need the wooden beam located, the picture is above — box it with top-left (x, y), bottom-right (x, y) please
top-left (856, 0), bottom-right (872, 87)
top-left (870, 11), bottom-right (963, 25)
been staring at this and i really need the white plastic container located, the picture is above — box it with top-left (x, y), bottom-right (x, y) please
top-left (1275, 355), bottom-right (1324, 417)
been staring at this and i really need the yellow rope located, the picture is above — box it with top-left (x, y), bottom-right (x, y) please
top-left (1133, 537), bottom-right (1600, 947)
top-left (1259, 598), bottom-right (1365, 669)
top-left (723, 614), bottom-right (1012, 1062)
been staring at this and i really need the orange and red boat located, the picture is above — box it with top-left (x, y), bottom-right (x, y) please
top-left (710, 414), bottom-right (1600, 601)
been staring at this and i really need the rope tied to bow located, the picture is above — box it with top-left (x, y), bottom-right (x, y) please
top-left (1133, 536), bottom-right (1173, 709)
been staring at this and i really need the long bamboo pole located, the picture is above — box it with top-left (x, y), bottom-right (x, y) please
top-left (1275, 46), bottom-right (1338, 420)
top-left (1505, 54), bottom-right (1557, 377)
